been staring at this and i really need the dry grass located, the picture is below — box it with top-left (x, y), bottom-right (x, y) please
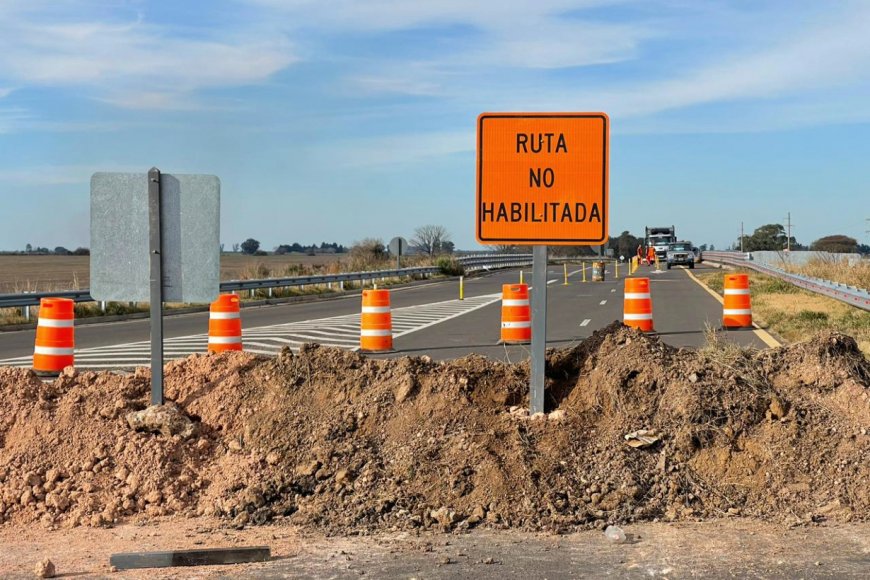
top-left (785, 255), bottom-right (870, 289)
top-left (1, 253), bottom-right (444, 326)
top-left (696, 269), bottom-right (870, 357)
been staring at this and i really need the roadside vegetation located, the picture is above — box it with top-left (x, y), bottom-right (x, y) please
top-left (695, 268), bottom-right (870, 357)
top-left (782, 255), bottom-right (870, 290)
top-left (0, 226), bottom-right (464, 328)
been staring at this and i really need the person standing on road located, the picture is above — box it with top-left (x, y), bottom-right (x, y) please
top-left (637, 244), bottom-right (644, 264)
top-left (647, 246), bottom-right (656, 266)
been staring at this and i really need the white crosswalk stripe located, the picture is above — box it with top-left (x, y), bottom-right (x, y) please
top-left (0, 294), bottom-right (501, 370)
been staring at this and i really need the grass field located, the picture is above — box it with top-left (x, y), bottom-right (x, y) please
top-left (0, 252), bottom-right (439, 326)
top-left (0, 253), bottom-right (348, 294)
top-left (785, 255), bottom-right (870, 289)
top-left (696, 268), bottom-right (870, 357)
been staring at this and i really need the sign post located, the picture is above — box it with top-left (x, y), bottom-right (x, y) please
top-left (389, 236), bottom-right (408, 270)
top-left (476, 113), bottom-right (609, 414)
top-left (148, 168), bottom-right (165, 405)
top-left (91, 170), bottom-right (220, 407)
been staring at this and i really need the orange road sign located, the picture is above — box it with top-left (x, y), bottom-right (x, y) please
top-left (476, 112), bottom-right (609, 245)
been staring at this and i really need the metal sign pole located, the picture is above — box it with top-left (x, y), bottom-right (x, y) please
top-left (530, 245), bottom-right (547, 414)
top-left (148, 167), bottom-right (164, 406)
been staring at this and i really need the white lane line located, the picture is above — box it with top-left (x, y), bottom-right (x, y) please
top-left (580, 319), bottom-right (591, 327)
top-left (599, 300), bottom-right (607, 305)
top-left (611, 288), bottom-right (616, 293)
top-left (547, 279), bottom-right (559, 285)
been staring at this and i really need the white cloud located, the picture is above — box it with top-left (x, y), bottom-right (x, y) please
top-left (248, 0), bottom-right (648, 71)
top-left (0, 4), bottom-right (298, 109)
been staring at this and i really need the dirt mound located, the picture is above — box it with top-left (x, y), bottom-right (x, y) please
top-left (0, 324), bottom-right (868, 533)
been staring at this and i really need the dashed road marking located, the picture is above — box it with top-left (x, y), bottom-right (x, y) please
top-left (580, 319), bottom-right (591, 327)
top-left (0, 294), bottom-right (503, 370)
top-left (599, 300), bottom-right (607, 305)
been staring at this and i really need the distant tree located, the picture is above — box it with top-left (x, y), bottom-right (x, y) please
top-left (810, 235), bottom-right (859, 253)
top-left (220, 243), bottom-right (225, 253)
top-left (232, 243), bottom-right (240, 253)
top-left (440, 240), bottom-right (455, 254)
top-left (53, 246), bottom-right (70, 255)
top-left (35, 246), bottom-right (50, 254)
top-left (737, 224), bottom-right (799, 252)
top-left (606, 230), bottom-right (641, 261)
top-left (72, 247), bottom-right (90, 255)
top-left (699, 244), bottom-right (708, 252)
top-left (857, 243), bottom-right (870, 255)
top-left (240, 238), bottom-right (260, 255)
top-left (412, 225), bottom-right (452, 256)
top-left (349, 238), bottom-right (386, 270)
top-left (709, 244), bottom-right (715, 251)
top-left (274, 244), bottom-right (291, 255)
top-left (550, 245), bottom-right (596, 257)
top-left (25, 243), bottom-right (32, 253)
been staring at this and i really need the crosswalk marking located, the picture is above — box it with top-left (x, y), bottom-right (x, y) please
top-left (0, 294), bottom-right (502, 370)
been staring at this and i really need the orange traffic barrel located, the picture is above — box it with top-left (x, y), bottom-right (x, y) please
top-left (500, 284), bottom-right (531, 343)
top-left (360, 289), bottom-right (393, 352)
top-left (723, 273), bottom-right (752, 328)
top-left (623, 277), bottom-right (653, 332)
top-left (208, 294), bottom-right (243, 352)
top-left (33, 297), bottom-right (75, 376)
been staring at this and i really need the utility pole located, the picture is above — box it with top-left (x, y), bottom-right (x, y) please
top-left (740, 221), bottom-right (744, 252)
top-left (785, 212), bottom-right (793, 251)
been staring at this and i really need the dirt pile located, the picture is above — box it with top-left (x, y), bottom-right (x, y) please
top-left (0, 324), bottom-right (868, 533)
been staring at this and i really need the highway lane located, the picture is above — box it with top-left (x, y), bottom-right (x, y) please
top-left (388, 263), bottom-right (771, 361)
top-left (0, 263), bottom-right (773, 368)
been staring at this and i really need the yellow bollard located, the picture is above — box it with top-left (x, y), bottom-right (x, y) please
top-left (563, 263), bottom-right (569, 285)
top-left (520, 270), bottom-right (524, 284)
top-left (655, 255), bottom-right (661, 272)
top-left (582, 263), bottom-right (587, 283)
top-left (615, 260), bottom-right (619, 279)
top-left (459, 275), bottom-right (464, 300)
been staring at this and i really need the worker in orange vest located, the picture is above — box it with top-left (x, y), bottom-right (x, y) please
top-left (647, 245), bottom-right (656, 266)
top-left (636, 244), bottom-right (644, 263)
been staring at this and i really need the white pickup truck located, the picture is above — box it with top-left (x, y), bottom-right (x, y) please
top-left (666, 241), bottom-right (695, 269)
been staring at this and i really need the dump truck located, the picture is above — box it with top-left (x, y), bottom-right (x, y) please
top-left (645, 226), bottom-right (676, 261)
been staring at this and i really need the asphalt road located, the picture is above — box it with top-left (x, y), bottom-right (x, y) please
top-left (0, 263), bottom-right (773, 366)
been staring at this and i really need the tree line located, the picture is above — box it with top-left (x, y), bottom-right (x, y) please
top-left (735, 224), bottom-right (869, 254)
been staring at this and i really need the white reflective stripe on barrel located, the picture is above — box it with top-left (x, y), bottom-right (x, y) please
top-left (502, 299), bottom-right (530, 307)
top-left (360, 329), bottom-right (392, 337)
top-left (209, 311), bottom-right (240, 319)
top-left (724, 288), bottom-right (750, 295)
top-left (37, 318), bottom-right (74, 328)
top-left (723, 309), bottom-right (752, 316)
top-left (623, 313), bottom-right (653, 321)
top-left (501, 321), bottom-right (532, 328)
top-left (361, 306), bottom-right (391, 314)
top-left (624, 292), bottom-right (651, 300)
top-left (33, 346), bottom-right (75, 356)
top-left (208, 336), bottom-right (242, 344)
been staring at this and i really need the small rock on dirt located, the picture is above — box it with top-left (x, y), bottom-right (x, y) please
top-left (126, 403), bottom-right (196, 439)
top-left (34, 558), bottom-right (56, 578)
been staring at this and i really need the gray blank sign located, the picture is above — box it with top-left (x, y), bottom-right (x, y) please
top-left (90, 172), bottom-right (220, 303)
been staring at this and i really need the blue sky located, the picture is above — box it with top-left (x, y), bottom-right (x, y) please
top-left (1, 0), bottom-right (869, 252)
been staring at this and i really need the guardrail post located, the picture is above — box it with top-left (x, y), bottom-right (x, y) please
top-left (268, 287), bottom-right (273, 298)
top-left (24, 305), bottom-right (30, 322)
top-left (340, 281), bottom-right (345, 291)
top-left (100, 300), bottom-right (106, 313)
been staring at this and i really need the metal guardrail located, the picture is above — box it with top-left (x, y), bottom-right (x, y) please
top-left (701, 251), bottom-right (870, 311)
top-left (0, 254), bottom-right (539, 314)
